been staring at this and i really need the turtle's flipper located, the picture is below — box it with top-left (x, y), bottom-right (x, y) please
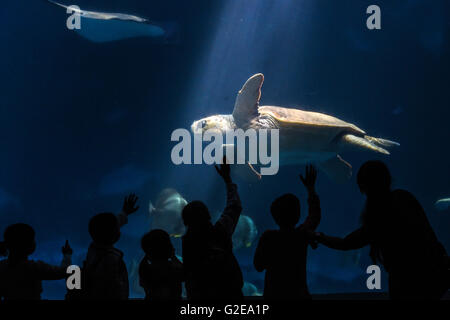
top-left (319, 155), bottom-right (352, 183)
top-left (364, 136), bottom-right (400, 148)
top-left (341, 134), bottom-right (391, 154)
top-left (229, 163), bottom-right (262, 182)
top-left (222, 143), bottom-right (262, 182)
top-left (232, 73), bottom-right (264, 127)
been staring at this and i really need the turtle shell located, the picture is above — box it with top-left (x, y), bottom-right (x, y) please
top-left (258, 105), bottom-right (365, 136)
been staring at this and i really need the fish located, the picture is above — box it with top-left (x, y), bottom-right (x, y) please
top-left (47, 0), bottom-right (173, 43)
top-left (232, 215), bottom-right (258, 250)
top-left (149, 189), bottom-right (188, 237)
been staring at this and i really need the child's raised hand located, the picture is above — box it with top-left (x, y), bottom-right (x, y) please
top-left (122, 193), bottom-right (140, 216)
top-left (300, 165), bottom-right (317, 193)
top-left (61, 240), bottom-right (73, 255)
top-left (215, 155), bottom-right (232, 183)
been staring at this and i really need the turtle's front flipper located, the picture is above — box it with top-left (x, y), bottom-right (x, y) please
top-left (247, 162), bottom-right (262, 180)
top-left (229, 162), bottom-right (262, 182)
top-left (222, 143), bottom-right (262, 182)
top-left (319, 155), bottom-right (352, 183)
top-left (232, 73), bottom-right (264, 127)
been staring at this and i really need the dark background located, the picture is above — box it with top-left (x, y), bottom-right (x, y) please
top-left (0, 0), bottom-right (449, 298)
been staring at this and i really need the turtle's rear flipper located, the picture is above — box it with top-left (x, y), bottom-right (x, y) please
top-left (364, 136), bottom-right (400, 148)
top-left (341, 134), bottom-right (390, 154)
top-left (229, 163), bottom-right (262, 183)
top-left (319, 155), bottom-right (352, 183)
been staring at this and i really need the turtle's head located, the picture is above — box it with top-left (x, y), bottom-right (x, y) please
top-left (191, 115), bottom-right (231, 136)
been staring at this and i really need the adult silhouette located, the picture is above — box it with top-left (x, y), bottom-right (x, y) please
top-left (315, 160), bottom-right (448, 299)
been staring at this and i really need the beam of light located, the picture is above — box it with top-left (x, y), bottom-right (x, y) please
top-left (157, 2), bottom-right (320, 295)
top-left (185, 0), bottom-right (316, 116)
top-left (166, 0), bottom-right (317, 202)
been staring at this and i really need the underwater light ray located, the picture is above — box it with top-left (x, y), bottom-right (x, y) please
top-left (166, 0), bottom-right (316, 201)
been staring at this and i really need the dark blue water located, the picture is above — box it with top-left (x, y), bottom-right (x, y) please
top-left (1, 0), bottom-right (449, 299)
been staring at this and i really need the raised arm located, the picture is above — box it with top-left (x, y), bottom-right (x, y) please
top-left (117, 193), bottom-right (140, 227)
top-left (215, 156), bottom-right (242, 237)
top-left (298, 165), bottom-right (321, 232)
top-left (317, 227), bottom-right (370, 251)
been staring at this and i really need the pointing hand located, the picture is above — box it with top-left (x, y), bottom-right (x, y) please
top-left (61, 240), bottom-right (73, 255)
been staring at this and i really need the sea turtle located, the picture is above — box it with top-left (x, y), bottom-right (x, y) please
top-left (191, 73), bottom-right (399, 182)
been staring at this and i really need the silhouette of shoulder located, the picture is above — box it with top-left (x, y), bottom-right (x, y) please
top-left (86, 245), bottom-right (124, 271)
top-left (0, 259), bottom-right (67, 280)
top-left (390, 189), bottom-right (427, 221)
top-left (101, 251), bottom-right (124, 268)
top-left (391, 189), bottom-right (417, 202)
top-left (139, 259), bottom-right (183, 279)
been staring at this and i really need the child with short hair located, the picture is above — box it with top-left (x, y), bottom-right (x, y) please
top-left (0, 223), bottom-right (72, 300)
top-left (139, 229), bottom-right (184, 300)
top-left (83, 193), bottom-right (139, 300)
top-left (254, 165), bottom-right (321, 299)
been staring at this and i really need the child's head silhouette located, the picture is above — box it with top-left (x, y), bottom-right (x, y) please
top-left (89, 213), bottom-right (121, 246)
top-left (141, 229), bottom-right (173, 262)
top-left (182, 201), bottom-right (211, 228)
top-left (1, 223), bottom-right (36, 258)
top-left (357, 160), bottom-right (391, 196)
top-left (271, 193), bottom-right (301, 228)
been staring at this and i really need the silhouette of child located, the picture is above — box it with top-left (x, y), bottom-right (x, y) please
top-left (139, 229), bottom-right (184, 300)
top-left (315, 160), bottom-right (449, 299)
top-left (0, 223), bottom-right (72, 300)
top-left (83, 193), bottom-right (139, 300)
top-left (254, 165), bottom-right (321, 299)
top-left (182, 156), bottom-right (244, 299)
